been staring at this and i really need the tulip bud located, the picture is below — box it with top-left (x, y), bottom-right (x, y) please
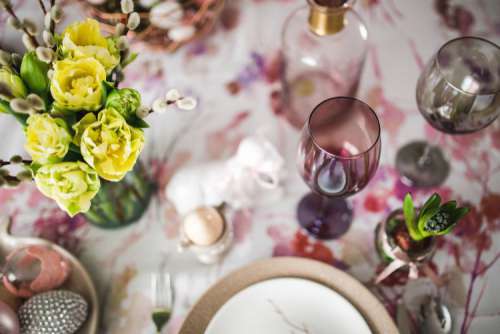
top-left (106, 88), bottom-right (142, 121)
top-left (0, 67), bottom-right (27, 102)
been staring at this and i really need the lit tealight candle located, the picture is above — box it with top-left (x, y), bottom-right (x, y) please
top-left (183, 207), bottom-right (225, 246)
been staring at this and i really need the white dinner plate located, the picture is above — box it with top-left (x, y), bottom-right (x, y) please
top-left (180, 257), bottom-right (397, 334)
top-left (205, 277), bottom-right (372, 334)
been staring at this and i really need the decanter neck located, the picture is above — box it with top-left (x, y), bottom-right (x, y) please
top-left (307, 0), bottom-right (350, 36)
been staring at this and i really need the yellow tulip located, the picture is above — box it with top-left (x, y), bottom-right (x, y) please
top-left (25, 114), bottom-right (72, 164)
top-left (50, 58), bottom-right (106, 111)
top-left (35, 161), bottom-right (101, 217)
top-left (80, 108), bottom-right (145, 181)
top-left (61, 19), bottom-right (119, 73)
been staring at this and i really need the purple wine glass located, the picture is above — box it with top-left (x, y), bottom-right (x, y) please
top-left (396, 37), bottom-right (500, 187)
top-left (297, 97), bottom-right (381, 239)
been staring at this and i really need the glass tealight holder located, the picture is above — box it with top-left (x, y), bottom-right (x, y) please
top-left (178, 207), bottom-right (233, 264)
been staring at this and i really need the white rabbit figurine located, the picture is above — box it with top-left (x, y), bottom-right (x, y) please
top-left (166, 136), bottom-right (285, 216)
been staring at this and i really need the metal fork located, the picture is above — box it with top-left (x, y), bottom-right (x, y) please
top-left (151, 271), bottom-right (174, 334)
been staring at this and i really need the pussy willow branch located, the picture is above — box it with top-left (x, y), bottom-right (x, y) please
top-left (0, 159), bottom-right (32, 167)
top-left (37, 0), bottom-right (47, 14)
top-left (3, 3), bottom-right (39, 47)
top-left (49, 0), bottom-right (57, 36)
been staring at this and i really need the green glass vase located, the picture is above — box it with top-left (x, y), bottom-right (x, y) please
top-left (83, 163), bottom-right (155, 229)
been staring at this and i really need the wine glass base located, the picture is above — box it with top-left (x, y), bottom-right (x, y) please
top-left (395, 141), bottom-right (450, 188)
top-left (297, 192), bottom-right (353, 240)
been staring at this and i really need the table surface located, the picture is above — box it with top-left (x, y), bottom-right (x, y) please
top-left (1, 0), bottom-right (500, 333)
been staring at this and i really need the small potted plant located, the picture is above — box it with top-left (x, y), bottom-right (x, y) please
top-left (375, 192), bottom-right (469, 283)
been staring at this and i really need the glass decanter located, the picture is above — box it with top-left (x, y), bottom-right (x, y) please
top-left (281, 0), bottom-right (368, 128)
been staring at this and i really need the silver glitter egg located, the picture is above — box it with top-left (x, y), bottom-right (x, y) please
top-left (18, 290), bottom-right (88, 334)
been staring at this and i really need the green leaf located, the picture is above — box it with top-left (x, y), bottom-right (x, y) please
top-left (69, 142), bottom-right (81, 154)
top-left (127, 114), bottom-right (149, 128)
top-left (30, 162), bottom-right (42, 175)
top-left (101, 81), bottom-right (116, 104)
top-left (420, 193), bottom-right (441, 216)
top-left (0, 99), bottom-right (10, 114)
top-left (403, 193), bottom-right (422, 240)
top-left (450, 206), bottom-right (470, 224)
top-left (103, 80), bottom-right (115, 93)
top-left (20, 52), bottom-right (49, 101)
top-left (50, 104), bottom-right (79, 129)
top-left (439, 201), bottom-right (457, 214)
top-left (0, 99), bottom-right (28, 126)
top-left (63, 149), bottom-right (83, 162)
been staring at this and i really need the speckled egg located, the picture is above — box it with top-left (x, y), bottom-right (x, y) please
top-left (18, 290), bottom-right (88, 334)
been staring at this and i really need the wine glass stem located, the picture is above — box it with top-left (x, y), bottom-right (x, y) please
top-left (417, 133), bottom-right (442, 168)
top-left (417, 143), bottom-right (432, 168)
top-left (311, 196), bottom-right (329, 234)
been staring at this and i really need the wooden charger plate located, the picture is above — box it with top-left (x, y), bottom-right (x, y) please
top-left (180, 257), bottom-right (397, 334)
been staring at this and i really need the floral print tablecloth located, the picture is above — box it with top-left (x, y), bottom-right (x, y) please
top-left (1, 0), bottom-right (500, 333)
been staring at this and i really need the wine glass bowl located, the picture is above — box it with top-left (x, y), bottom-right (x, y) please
top-left (417, 37), bottom-right (500, 134)
top-left (396, 36), bottom-right (500, 188)
top-left (298, 97), bottom-right (381, 197)
top-left (296, 97), bottom-right (381, 239)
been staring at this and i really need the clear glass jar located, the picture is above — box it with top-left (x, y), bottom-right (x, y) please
top-left (83, 163), bottom-right (155, 229)
top-left (281, 0), bottom-right (369, 128)
top-left (178, 214), bottom-right (233, 264)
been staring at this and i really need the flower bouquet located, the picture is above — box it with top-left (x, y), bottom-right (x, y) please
top-left (84, 0), bottom-right (225, 52)
top-left (0, 0), bottom-right (196, 223)
top-left (375, 192), bottom-right (469, 283)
